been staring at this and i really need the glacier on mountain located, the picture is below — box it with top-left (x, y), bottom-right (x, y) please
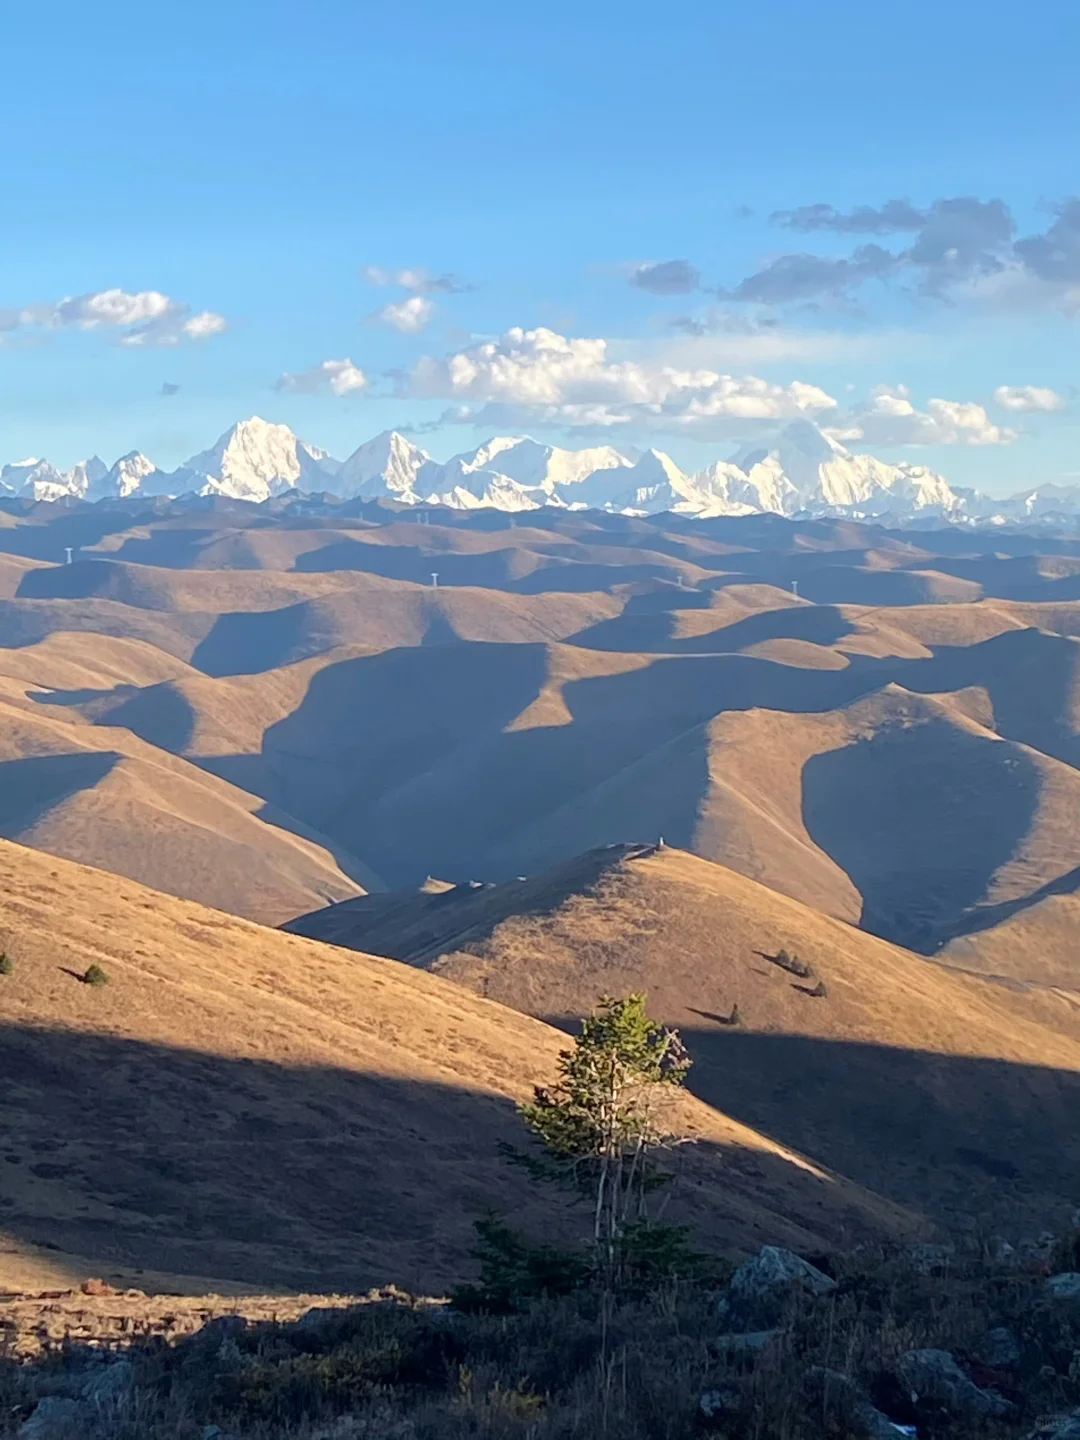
top-left (3, 414), bottom-right (1076, 528)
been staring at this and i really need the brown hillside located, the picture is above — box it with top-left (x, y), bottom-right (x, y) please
top-left (0, 837), bottom-right (914, 1296)
top-left (287, 843), bottom-right (1080, 1237)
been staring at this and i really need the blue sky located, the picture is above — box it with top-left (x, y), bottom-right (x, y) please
top-left (2, 0), bottom-right (1077, 492)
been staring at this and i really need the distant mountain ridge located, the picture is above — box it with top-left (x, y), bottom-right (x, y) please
top-left (4, 414), bottom-right (1077, 528)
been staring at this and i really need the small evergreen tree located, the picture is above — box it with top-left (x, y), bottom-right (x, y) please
top-left (83, 963), bottom-right (109, 987)
top-left (514, 993), bottom-right (692, 1285)
top-left (0, 952), bottom-right (13, 977)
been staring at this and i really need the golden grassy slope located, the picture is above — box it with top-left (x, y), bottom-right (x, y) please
top-left (287, 842), bottom-right (1080, 1235)
top-left (0, 838), bottom-right (913, 1295)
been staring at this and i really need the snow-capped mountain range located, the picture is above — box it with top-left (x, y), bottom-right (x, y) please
top-left (1, 414), bottom-right (1075, 528)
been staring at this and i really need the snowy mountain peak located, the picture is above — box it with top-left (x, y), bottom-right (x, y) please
top-left (336, 430), bottom-right (436, 501)
top-left (98, 452), bottom-right (164, 500)
top-left (183, 416), bottom-right (335, 502)
top-left (1, 416), bottom-right (1067, 528)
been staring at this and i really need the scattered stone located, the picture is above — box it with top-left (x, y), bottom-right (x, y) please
top-left (293, 1304), bottom-right (351, 1331)
top-left (81, 1358), bottom-right (134, 1404)
top-left (908, 1241), bottom-right (957, 1275)
top-left (977, 1326), bottom-right (1021, 1368)
top-left (1029, 1412), bottom-right (1080, 1440)
top-left (805, 1368), bottom-right (912, 1440)
top-left (1047, 1274), bottom-right (1080, 1299)
top-left (699, 1387), bottom-right (741, 1419)
top-left (195, 1313), bottom-right (249, 1345)
top-left (18, 1397), bottom-right (94, 1440)
top-left (897, 1348), bottom-right (1014, 1418)
top-left (726, 1245), bottom-right (836, 1328)
top-left (79, 1278), bottom-right (116, 1297)
top-left (716, 1328), bottom-right (785, 1353)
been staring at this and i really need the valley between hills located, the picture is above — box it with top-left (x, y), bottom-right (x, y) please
top-left (3, 493), bottom-right (1080, 1298)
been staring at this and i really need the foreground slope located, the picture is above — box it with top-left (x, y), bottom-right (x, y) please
top-left (288, 843), bottom-right (1080, 1235)
top-left (0, 838), bottom-right (911, 1295)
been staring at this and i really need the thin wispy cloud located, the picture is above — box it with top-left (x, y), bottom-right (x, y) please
top-left (629, 260), bottom-right (702, 295)
top-left (363, 265), bottom-right (472, 295)
top-left (993, 384), bottom-right (1068, 413)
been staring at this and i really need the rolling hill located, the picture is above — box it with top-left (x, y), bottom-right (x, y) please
top-left (286, 842), bottom-right (1080, 1238)
top-left (0, 837), bottom-right (911, 1295)
top-left (0, 502), bottom-right (1078, 976)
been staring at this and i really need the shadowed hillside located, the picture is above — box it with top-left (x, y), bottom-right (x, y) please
top-left (286, 843), bottom-right (1080, 1235)
top-left (0, 837), bottom-right (915, 1293)
top-left (2, 506), bottom-right (1080, 971)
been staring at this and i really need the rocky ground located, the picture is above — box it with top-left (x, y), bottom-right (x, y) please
top-left (9, 1239), bottom-right (1080, 1438)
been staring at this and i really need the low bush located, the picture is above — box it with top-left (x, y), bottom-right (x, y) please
top-left (83, 963), bottom-right (109, 987)
top-left (0, 952), bottom-right (12, 977)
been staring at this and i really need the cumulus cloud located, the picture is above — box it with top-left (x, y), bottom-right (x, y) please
top-left (831, 386), bottom-right (1016, 446)
top-left (402, 325), bottom-right (836, 432)
top-left (363, 265), bottom-right (471, 294)
top-left (372, 295), bottom-right (435, 333)
top-left (993, 384), bottom-right (1068, 412)
top-left (276, 358), bottom-right (368, 397)
top-left (629, 259), bottom-right (702, 295)
top-left (730, 194), bottom-right (1079, 310)
top-left (0, 288), bottom-right (227, 346)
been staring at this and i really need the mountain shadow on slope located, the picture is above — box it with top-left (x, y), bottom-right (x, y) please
top-left (801, 718), bottom-right (1041, 950)
top-left (0, 1023), bottom-right (907, 1294)
top-left (0, 752), bottom-right (119, 836)
top-left (569, 602), bottom-right (857, 654)
top-left (29, 681), bottom-right (197, 754)
top-left (227, 645), bottom-right (880, 886)
top-left (669, 1027), bottom-right (1080, 1239)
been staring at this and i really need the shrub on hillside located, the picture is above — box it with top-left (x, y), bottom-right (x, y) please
top-left (83, 963), bottom-right (109, 987)
top-left (0, 952), bottom-right (12, 977)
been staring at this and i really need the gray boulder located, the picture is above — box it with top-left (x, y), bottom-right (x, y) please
top-left (908, 1241), bottom-right (956, 1275)
top-left (1034, 1415), bottom-right (1080, 1440)
top-left (81, 1358), bottom-right (134, 1404)
top-left (806, 1369), bottom-right (912, 1440)
top-left (897, 1348), bottom-right (1013, 1418)
top-left (18, 1397), bottom-right (95, 1440)
top-left (716, 1328), bottom-right (784, 1354)
top-left (976, 1325), bottom-right (1021, 1368)
top-left (1046, 1273), bottom-right (1080, 1299)
top-left (699, 1387), bottom-right (740, 1420)
top-left (727, 1245), bottom-right (837, 1328)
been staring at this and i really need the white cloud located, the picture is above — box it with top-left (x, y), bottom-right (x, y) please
top-left (3, 288), bottom-right (226, 346)
top-left (276, 358), bottom-right (368, 397)
top-left (363, 265), bottom-right (470, 294)
top-left (993, 384), bottom-right (1068, 413)
top-left (373, 295), bottom-right (435, 333)
top-left (403, 325), bottom-right (837, 431)
top-left (832, 386), bottom-right (1017, 446)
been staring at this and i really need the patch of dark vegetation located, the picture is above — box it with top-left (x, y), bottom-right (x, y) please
top-left (0, 952), bottom-right (12, 977)
top-left (82, 963), bottom-right (109, 987)
top-left (762, 947), bottom-right (816, 980)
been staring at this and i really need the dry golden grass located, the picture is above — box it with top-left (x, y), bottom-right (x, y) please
top-left (0, 837), bottom-right (914, 1296)
top-left (289, 842), bottom-right (1080, 1236)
